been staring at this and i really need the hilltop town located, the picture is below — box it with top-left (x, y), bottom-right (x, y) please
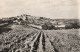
top-left (0, 14), bottom-right (80, 30)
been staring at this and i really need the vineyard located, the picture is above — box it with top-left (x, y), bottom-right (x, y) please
top-left (0, 25), bottom-right (80, 52)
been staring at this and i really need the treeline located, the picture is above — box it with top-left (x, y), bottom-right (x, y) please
top-left (0, 19), bottom-right (13, 24)
top-left (65, 23), bottom-right (80, 29)
top-left (0, 19), bottom-right (12, 34)
top-left (42, 22), bottom-right (80, 30)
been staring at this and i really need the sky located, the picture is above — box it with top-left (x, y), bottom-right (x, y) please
top-left (0, 0), bottom-right (78, 19)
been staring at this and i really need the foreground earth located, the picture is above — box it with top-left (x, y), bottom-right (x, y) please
top-left (0, 25), bottom-right (80, 52)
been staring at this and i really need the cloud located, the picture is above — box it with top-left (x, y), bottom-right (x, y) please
top-left (0, 0), bottom-right (78, 19)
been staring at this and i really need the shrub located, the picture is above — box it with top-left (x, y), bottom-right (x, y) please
top-left (65, 23), bottom-right (80, 29)
top-left (42, 23), bottom-right (55, 30)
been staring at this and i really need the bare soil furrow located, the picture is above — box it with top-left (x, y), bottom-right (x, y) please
top-left (30, 32), bottom-right (41, 52)
top-left (37, 32), bottom-right (43, 52)
top-left (32, 32), bottom-right (41, 52)
top-left (42, 32), bottom-right (46, 51)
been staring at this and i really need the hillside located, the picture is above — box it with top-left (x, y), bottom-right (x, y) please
top-left (0, 14), bottom-right (80, 30)
top-left (7, 14), bottom-right (79, 25)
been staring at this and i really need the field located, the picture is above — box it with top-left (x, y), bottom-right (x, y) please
top-left (0, 25), bottom-right (80, 52)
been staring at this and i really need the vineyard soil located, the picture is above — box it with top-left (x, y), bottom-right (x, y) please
top-left (0, 25), bottom-right (80, 52)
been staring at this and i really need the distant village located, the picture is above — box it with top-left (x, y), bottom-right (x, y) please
top-left (0, 14), bottom-right (80, 30)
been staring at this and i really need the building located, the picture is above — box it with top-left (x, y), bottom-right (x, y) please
top-left (55, 24), bottom-right (66, 29)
